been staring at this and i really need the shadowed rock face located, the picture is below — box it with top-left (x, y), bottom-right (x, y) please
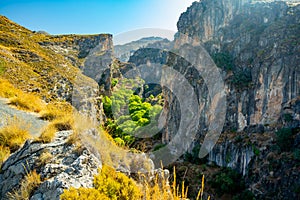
top-left (0, 131), bottom-right (102, 200)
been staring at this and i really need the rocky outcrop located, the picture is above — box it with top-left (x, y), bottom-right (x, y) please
top-left (39, 34), bottom-right (114, 120)
top-left (175, 0), bottom-right (300, 131)
top-left (128, 1), bottom-right (300, 198)
top-left (0, 131), bottom-right (102, 200)
top-left (208, 140), bottom-right (254, 176)
top-left (176, 0), bottom-right (251, 44)
top-left (39, 34), bottom-right (113, 73)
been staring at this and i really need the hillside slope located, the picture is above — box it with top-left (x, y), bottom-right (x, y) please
top-left (0, 16), bottom-right (111, 102)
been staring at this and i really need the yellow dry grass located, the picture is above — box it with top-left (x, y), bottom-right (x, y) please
top-left (142, 166), bottom-right (209, 200)
top-left (8, 170), bottom-right (41, 200)
top-left (0, 78), bottom-right (20, 98)
top-left (37, 150), bottom-right (53, 167)
top-left (0, 145), bottom-right (10, 166)
top-left (38, 102), bottom-right (75, 143)
top-left (0, 78), bottom-right (44, 112)
top-left (0, 117), bottom-right (31, 151)
top-left (9, 94), bottom-right (43, 113)
top-left (39, 102), bottom-right (73, 121)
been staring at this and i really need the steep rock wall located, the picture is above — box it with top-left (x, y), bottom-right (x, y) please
top-left (129, 0), bottom-right (300, 178)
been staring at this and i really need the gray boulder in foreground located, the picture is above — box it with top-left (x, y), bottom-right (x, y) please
top-left (0, 131), bottom-right (102, 200)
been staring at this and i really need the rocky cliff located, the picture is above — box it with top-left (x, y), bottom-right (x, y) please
top-left (175, 0), bottom-right (300, 136)
top-left (39, 33), bottom-right (113, 84)
top-left (128, 0), bottom-right (300, 199)
top-left (0, 131), bottom-right (102, 200)
top-left (175, 0), bottom-right (300, 198)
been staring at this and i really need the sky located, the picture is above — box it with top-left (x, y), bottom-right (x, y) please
top-left (0, 0), bottom-right (195, 38)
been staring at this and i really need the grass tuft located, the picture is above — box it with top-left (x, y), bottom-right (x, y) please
top-left (0, 117), bottom-right (31, 152)
top-left (0, 78), bottom-right (21, 98)
top-left (37, 150), bottom-right (53, 167)
top-left (38, 124), bottom-right (58, 143)
top-left (38, 103), bottom-right (74, 143)
top-left (39, 102), bottom-right (73, 121)
top-left (0, 78), bottom-right (44, 113)
top-left (0, 145), bottom-right (10, 166)
top-left (8, 170), bottom-right (41, 200)
top-left (9, 94), bottom-right (43, 113)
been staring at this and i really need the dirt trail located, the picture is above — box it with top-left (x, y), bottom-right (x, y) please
top-left (0, 98), bottom-right (47, 137)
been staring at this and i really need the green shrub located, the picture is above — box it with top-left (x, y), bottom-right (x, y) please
top-left (114, 137), bottom-right (125, 147)
top-left (183, 144), bottom-right (207, 164)
top-left (276, 128), bottom-right (293, 152)
top-left (105, 93), bottom-right (162, 147)
top-left (283, 113), bottom-right (293, 122)
top-left (212, 52), bottom-right (234, 71)
top-left (252, 145), bottom-right (260, 156)
top-left (210, 168), bottom-right (245, 196)
top-left (233, 190), bottom-right (255, 200)
top-left (103, 96), bottom-right (112, 117)
top-left (232, 69), bottom-right (252, 89)
top-left (111, 78), bottom-right (118, 88)
top-left (153, 143), bottom-right (167, 151)
top-left (235, 135), bottom-right (243, 143)
top-left (293, 149), bottom-right (300, 161)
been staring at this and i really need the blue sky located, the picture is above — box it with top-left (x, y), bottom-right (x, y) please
top-left (0, 0), bottom-right (195, 36)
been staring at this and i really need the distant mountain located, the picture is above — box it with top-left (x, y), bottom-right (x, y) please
top-left (114, 37), bottom-right (172, 62)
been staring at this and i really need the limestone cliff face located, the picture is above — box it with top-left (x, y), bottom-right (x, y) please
top-left (39, 34), bottom-right (114, 121)
top-left (40, 34), bottom-right (113, 84)
top-left (128, 1), bottom-right (300, 198)
top-left (176, 0), bottom-right (250, 44)
top-left (175, 0), bottom-right (300, 131)
top-left (171, 0), bottom-right (300, 198)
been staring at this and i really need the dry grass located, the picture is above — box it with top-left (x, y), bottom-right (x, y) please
top-left (141, 166), bottom-right (209, 200)
top-left (66, 131), bottom-right (80, 146)
top-left (37, 150), bottom-right (53, 167)
top-left (0, 78), bottom-right (44, 113)
top-left (52, 114), bottom-right (74, 131)
top-left (81, 128), bottom-right (127, 169)
top-left (8, 170), bottom-right (41, 200)
top-left (0, 145), bottom-right (10, 166)
top-left (9, 94), bottom-right (43, 113)
top-left (0, 78), bottom-right (20, 98)
top-left (38, 114), bottom-right (74, 143)
top-left (38, 124), bottom-right (58, 143)
top-left (0, 116), bottom-right (31, 152)
top-left (39, 102), bottom-right (73, 121)
top-left (38, 103), bottom-right (75, 143)
top-left (0, 117), bottom-right (31, 165)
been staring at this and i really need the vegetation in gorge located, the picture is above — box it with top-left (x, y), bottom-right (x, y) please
top-left (212, 52), bottom-right (234, 71)
top-left (103, 78), bottom-right (162, 147)
top-left (209, 167), bottom-right (255, 199)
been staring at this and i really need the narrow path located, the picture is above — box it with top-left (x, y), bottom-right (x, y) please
top-left (0, 98), bottom-right (47, 137)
